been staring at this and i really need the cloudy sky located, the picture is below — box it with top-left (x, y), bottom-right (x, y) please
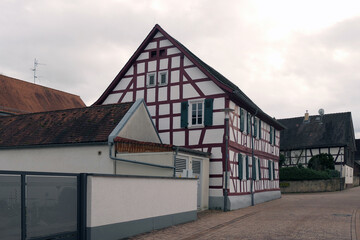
top-left (1, 0), bottom-right (360, 137)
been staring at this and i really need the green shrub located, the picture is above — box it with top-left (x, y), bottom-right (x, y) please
top-left (326, 169), bottom-right (340, 178)
top-left (308, 153), bottom-right (335, 171)
top-left (279, 167), bottom-right (330, 181)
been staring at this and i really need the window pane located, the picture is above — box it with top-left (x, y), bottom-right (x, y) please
top-left (26, 176), bottom-right (77, 238)
top-left (161, 74), bottom-right (166, 84)
top-left (0, 175), bottom-right (21, 240)
top-left (149, 75), bottom-right (154, 85)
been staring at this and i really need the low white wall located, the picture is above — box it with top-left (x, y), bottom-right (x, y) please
top-left (0, 145), bottom-right (114, 174)
top-left (87, 175), bottom-right (197, 228)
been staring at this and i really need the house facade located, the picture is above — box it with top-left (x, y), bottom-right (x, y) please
top-left (94, 25), bottom-right (284, 210)
top-left (279, 111), bottom-right (356, 186)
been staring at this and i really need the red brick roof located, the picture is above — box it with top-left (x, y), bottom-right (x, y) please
top-left (0, 74), bottom-right (86, 114)
top-left (114, 137), bottom-right (173, 153)
top-left (0, 103), bottom-right (134, 148)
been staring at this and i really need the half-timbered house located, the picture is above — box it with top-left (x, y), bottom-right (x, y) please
top-left (279, 111), bottom-right (356, 187)
top-left (94, 25), bottom-right (284, 210)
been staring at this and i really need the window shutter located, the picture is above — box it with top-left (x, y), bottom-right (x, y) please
top-left (270, 127), bottom-right (273, 144)
top-left (273, 129), bottom-right (276, 145)
top-left (272, 161), bottom-right (275, 180)
top-left (252, 157), bottom-right (256, 180)
top-left (204, 99), bottom-right (213, 126)
top-left (247, 113), bottom-right (251, 135)
top-left (181, 101), bottom-right (188, 128)
top-left (268, 161), bottom-right (272, 180)
top-left (246, 156), bottom-right (249, 180)
top-left (240, 109), bottom-right (244, 132)
top-left (258, 158), bottom-right (261, 180)
top-left (254, 118), bottom-right (257, 137)
top-left (238, 154), bottom-right (243, 180)
top-left (259, 120), bottom-right (262, 139)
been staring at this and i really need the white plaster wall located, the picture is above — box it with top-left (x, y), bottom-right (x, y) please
top-left (103, 93), bottom-right (122, 104)
top-left (87, 176), bottom-right (197, 227)
top-left (117, 103), bottom-right (160, 143)
top-left (115, 152), bottom-right (174, 177)
top-left (185, 67), bottom-right (207, 80)
top-left (0, 145), bottom-right (114, 174)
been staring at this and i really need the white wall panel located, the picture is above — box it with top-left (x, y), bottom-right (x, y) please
top-left (154, 32), bottom-right (163, 38)
top-left (171, 56), bottom-right (180, 68)
top-left (125, 66), bottom-right (134, 76)
top-left (147, 88), bottom-right (155, 102)
top-left (185, 67), bottom-right (207, 80)
top-left (137, 62), bottom-right (145, 74)
top-left (160, 39), bottom-right (173, 47)
top-left (159, 132), bottom-right (170, 144)
top-left (209, 177), bottom-right (223, 187)
top-left (196, 81), bottom-right (224, 95)
top-left (167, 47), bottom-right (181, 55)
top-left (173, 116), bottom-right (180, 129)
top-left (209, 189), bottom-right (223, 197)
top-left (203, 129), bottom-right (224, 144)
top-left (158, 118), bottom-right (170, 130)
top-left (189, 130), bottom-right (201, 145)
top-left (173, 103), bottom-right (180, 114)
top-left (136, 90), bottom-right (144, 100)
top-left (211, 147), bottom-right (223, 158)
top-left (173, 131), bottom-right (185, 146)
top-left (170, 85), bottom-right (179, 100)
top-left (213, 112), bottom-right (224, 126)
top-left (158, 87), bottom-right (167, 101)
top-left (103, 93), bottom-right (122, 104)
top-left (114, 77), bottom-right (132, 91)
top-left (147, 105), bottom-right (155, 116)
top-left (213, 98), bottom-right (225, 110)
top-left (171, 70), bottom-right (180, 83)
top-left (159, 58), bottom-right (168, 70)
top-left (210, 162), bottom-right (223, 175)
top-left (136, 75), bottom-right (145, 88)
top-left (183, 84), bottom-right (200, 99)
top-left (183, 56), bottom-right (193, 66)
top-left (148, 61), bottom-right (157, 72)
top-left (145, 42), bottom-right (157, 50)
top-left (137, 52), bottom-right (149, 61)
top-left (159, 104), bottom-right (170, 115)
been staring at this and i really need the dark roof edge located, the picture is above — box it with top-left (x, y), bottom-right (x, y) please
top-left (281, 143), bottom-right (348, 151)
top-left (0, 141), bottom-right (108, 150)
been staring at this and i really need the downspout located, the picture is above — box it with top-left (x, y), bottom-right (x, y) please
top-left (109, 142), bottom-right (175, 172)
top-left (250, 108), bottom-right (258, 206)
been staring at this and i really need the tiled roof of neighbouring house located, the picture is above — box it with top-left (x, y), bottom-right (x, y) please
top-left (94, 24), bottom-right (284, 130)
top-left (0, 74), bottom-right (86, 115)
top-left (278, 112), bottom-right (356, 151)
top-left (0, 103), bottom-right (133, 148)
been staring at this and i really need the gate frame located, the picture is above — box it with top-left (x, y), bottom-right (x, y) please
top-left (0, 170), bottom-right (86, 240)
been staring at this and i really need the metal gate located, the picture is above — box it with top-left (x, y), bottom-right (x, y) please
top-left (0, 171), bottom-right (81, 240)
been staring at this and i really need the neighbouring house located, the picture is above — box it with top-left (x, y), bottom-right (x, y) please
top-left (0, 99), bottom-right (209, 209)
top-left (94, 24), bottom-right (284, 210)
top-left (278, 111), bottom-right (356, 187)
top-left (0, 74), bottom-right (85, 115)
top-left (354, 139), bottom-right (360, 186)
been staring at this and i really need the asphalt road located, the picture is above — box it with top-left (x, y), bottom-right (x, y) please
top-left (131, 187), bottom-right (360, 240)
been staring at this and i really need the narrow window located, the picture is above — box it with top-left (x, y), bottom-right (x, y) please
top-left (150, 50), bottom-right (157, 58)
top-left (147, 73), bottom-right (156, 87)
top-left (158, 71), bottom-right (168, 86)
top-left (181, 101), bottom-right (188, 128)
top-left (270, 126), bottom-right (273, 144)
top-left (204, 99), bottom-right (213, 126)
top-left (159, 49), bottom-right (166, 57)
top-left (240, 108), bottom-right (245, 132)
top-left (189, 100), bottom-right (204, 127)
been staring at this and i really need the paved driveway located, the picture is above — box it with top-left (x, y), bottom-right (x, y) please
top-left (131, 187), bottom-right (360, 240)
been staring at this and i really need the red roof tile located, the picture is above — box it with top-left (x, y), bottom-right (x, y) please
top-left (0, 74), bottom-right (86, 114)
top-left (0, 103), bottom-right (134, 148)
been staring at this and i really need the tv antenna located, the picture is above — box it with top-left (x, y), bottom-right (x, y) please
top-left (31, 58), bottom-right (45, 84)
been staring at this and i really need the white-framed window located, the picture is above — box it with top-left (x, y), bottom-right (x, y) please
top-left (147, 72), bottom-right (156, 87)
top-left (158, 71), bottom-right (168, 86)
top-left (189, 99), bottom-right (204, 127)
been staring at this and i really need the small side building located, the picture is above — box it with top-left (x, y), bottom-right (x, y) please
top-left (279, 111), bottom-right (356, 187)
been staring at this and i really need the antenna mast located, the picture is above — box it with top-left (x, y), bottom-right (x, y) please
top-left (32, 58), bottom-right (39, 84)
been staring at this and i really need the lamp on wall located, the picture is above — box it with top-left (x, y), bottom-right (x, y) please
top-left (221, 108), bottom-right (234, 212)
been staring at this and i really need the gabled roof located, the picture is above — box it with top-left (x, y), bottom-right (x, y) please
top-left (0, 74), bottom-right (85, 115)
top-left (0, 103), bottom-right (133, 148)
top-left (278, 112), bottom-right (356, 151)
top-left (94, 24), bottom-right (284, 130)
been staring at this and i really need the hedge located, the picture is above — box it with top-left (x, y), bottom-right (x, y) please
top-left (279, 167), bottom-right (332, 181)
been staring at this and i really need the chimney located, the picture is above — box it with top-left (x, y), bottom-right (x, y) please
top-left (304, 110), bottom-right (309, 123)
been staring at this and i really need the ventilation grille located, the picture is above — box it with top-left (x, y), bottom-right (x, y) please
top-left (175, 158), bottom-right (186, 172)
top-left (192, 161), bottom-right (201, 174)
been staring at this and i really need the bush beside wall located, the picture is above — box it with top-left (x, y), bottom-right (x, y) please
top-left (279, 167), bottom-right (332, 181)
